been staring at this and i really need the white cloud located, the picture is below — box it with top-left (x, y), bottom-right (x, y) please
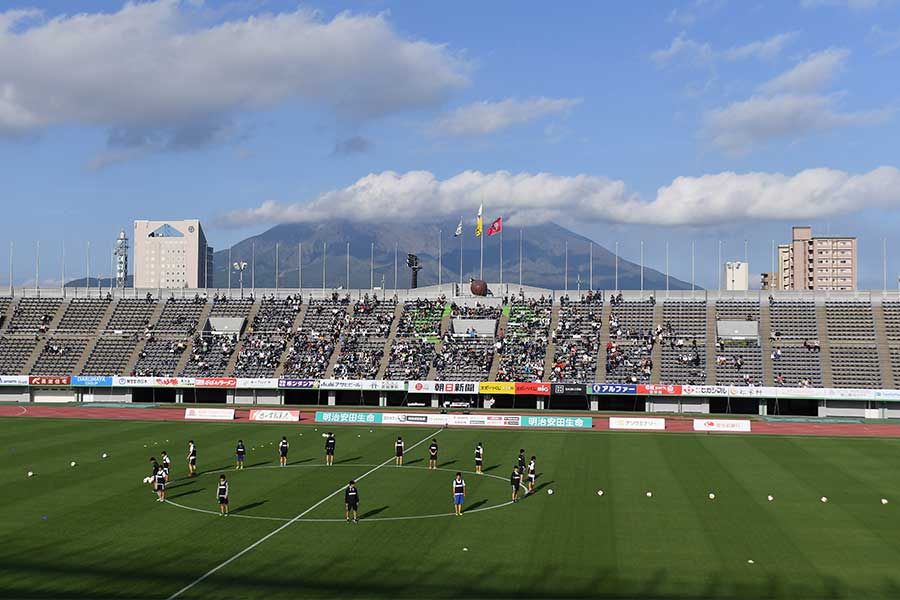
top-left (432, 97), bottom-right (581, 137)
top-left (0, 2), bottom-right (468, 143)
top-left (723, 32), bottom-right (798, 61)
top-left (219, 166), bottom-right (900, 228)
top-left (760, 48), bottom-right (849, 94)
top-left (801, 0), bottom-right (887, 9)
top-left (653, 31), bottom-right (795, 69)
top-left (704, 94), bottom-right (890, 153)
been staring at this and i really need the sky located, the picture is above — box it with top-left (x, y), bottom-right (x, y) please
top-left (1, 0), bottom-right (900, 289)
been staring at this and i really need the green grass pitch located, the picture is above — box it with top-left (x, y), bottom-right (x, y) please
top-left (3, 416), bottom-right (900, 598)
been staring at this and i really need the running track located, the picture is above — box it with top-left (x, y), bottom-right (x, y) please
top-left (3, 404), bottom-right (900, 438)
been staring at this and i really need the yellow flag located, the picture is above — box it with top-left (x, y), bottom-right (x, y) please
top-left (475, 204), bottom-right (483, 237)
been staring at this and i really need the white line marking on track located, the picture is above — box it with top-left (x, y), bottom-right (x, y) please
top-left (165, 428), bottom-right (444, 600)
top-left (163, 464), bottom-right (511, 523)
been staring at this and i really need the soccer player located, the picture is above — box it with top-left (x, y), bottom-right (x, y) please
top-left (160, 451), bottom-right (171, 481)
top-left (428, 439), bottom-right (439, 470)
top-left (526, 456), bottom-right (537, 495)
top-left (510, 466), bottom-right (522, 503)
top-left (452, 472), bottom-right (466, 516)
top-left (154, 460), bottom-right (167, 502)
top-left (235, 440), bottom-right (246, 470)
top-left (394, 436), bottom-right (404, 466)
top-left (217, 474), bottom-right (229, 516)
top-left (187, 440), bottom-right (197, 477)
top-left (345, 479), bottom-right (359, 523)
top-left (278, 436), bottom-right (289, 467)
top-left (149, 456), bottom-right (160, 488)
top-left (325, 432), bottom-right (336, 466)
top-left (517, 449), bottom-right (526, 477)
top-left (474, 442), bottom-right (484, 474)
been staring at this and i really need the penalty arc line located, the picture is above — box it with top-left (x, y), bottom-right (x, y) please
top-left (165, 428), bottom-right (444, 600)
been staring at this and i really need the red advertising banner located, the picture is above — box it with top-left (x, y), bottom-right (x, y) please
top-left (194, 377), bottom-right (237, 389)
top-left (29, 375), bottom-right (71, 386)
top-left (515, 382), bottom-right (551, 396)
top-left (637, 384), bottom-right (683, 396)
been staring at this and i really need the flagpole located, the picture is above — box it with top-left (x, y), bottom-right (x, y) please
top-left (691, 240), bottom-right (695, 294)
top-left (61, 240), bottom-right (65, 297)
top-left (322, 241), bottom-right (326, 293)
top-left (227, 247), bottom-right (232, 290)
top-left (438, 229), bottom-right (443, 289)
top-left (564, 240), bottom-right (568, 293)
top-left (8, 241), bottom-right (12, 296)
top-left (370, 242), bottom-right (374, 290)
top-left (298, 242), bottom-right (302, 291)
top-left (346, 241), bottom-right (350, 291)
top-left (479, 230), bottom-right (484, 281)
top-left (665, 241), bottom-right (669, 296)
top-left (614, 241), bottom-right (619, 291)
top-left (588, 241), bottom-right (593, 291)
top-left (35, 240), bottom-right (39, 293)
top-left (394, 243), bottom-right (398, 290)
top-left (499, 226), bottom-right (503, 286)
top-left (251, 242), bottom-right (256, 293)
top-left (518, 229), bottom-right (523, 288)
top-left (459, 225), bottom-right (463, 288)
top-left (275, 242), bottom-right (280, 292)
top-left (640, 240), bottom-right (644, 295)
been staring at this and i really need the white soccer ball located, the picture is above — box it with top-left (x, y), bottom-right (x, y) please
top-left (747, 559), bottom-right (755, 565)
top-left (767, 495), bottom-right (774, 502)
top-left (70, 461), bottom-right (77, 467)
top-left (322, 433), bottom-right (328, 438)
top-left (369, 429), bottom-right (373, 433)
top-left (820, 496), bottom-right (828, 503)
top-left (462, 547), bottom-right (468, 552)
top-left (646, 491), bottom-right (652, 498)
top-left (27, 471), bottom-right (34, 477)
top-left (357, 434), bottom-right (361, 438)
top-left (143, 476), bottom-right (151, 484)
top-left (597, 490), bottom-right (604, 496)
top-left (547, 489), bottom-right (554, 495)
top-left (882, 498), bottom-right (889, 505)
top-left (708, 493), bottom-right (716, 500)
top-left (101, 453), bottom-right (108, 459)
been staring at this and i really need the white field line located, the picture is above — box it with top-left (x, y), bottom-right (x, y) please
top-left (166, 428), bottom-right (444, 600)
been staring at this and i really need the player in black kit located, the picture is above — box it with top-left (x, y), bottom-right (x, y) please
top-left (428, 439), bottom-right (438, 470)
top-left (394, 436), bottom-right (404, 466)
top-left (474, 443), bottom-right (484, 474)
top-left (235, 440), bottom-right (246, 470)
top-left (325, 432), bottom-right (336, 466)
top-left (510, 466), bottom-right (522, 503)
top-left (345, 480), bottom-right (359, 523)
top-left (217, 474), bottom-right (229, 516)
top-left (154, 460), bottom-right (167, 502)
top-left (278, 436), bottom-right (289, 467)
top-left (187, 440), bottom-right (197, 477)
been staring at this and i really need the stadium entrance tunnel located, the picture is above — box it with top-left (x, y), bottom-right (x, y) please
top-left (597, 396), bottom-right (647, 412)
top-left (194, 389), bottom-right (227, 404)
top-left (488, 394), bottom-right (538, 410)
top-left (132, 387), bottom-right (176, 403)
top-left (767, 397), bottom-right (819, 416)
top-left (710, 396), bottom-right (759, 415)
top-left (547, 395), bottom-right (590, 411)
top-left (334, 390), bottom-right (380, 406)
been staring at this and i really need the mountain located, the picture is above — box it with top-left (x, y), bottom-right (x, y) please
top-left (65, 275), bottom-right (131, 288)
top-left (209, 220), bottom-right (692, 291)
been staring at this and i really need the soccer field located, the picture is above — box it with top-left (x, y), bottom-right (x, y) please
top-left (4, 417), bottom-right (900, 599)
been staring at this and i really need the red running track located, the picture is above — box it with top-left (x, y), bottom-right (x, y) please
top-left (3, 404), bottom-right (900, 438)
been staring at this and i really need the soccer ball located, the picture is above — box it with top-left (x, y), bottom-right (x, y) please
top-left (820, 496), bottom-right (828, 503)
top-left (646, 491), bottom-right (652, 498)
top-left (708, 493), bottom-right (715, 500)
top-left (547, 489), bottom-right (554, 495)
top-left (767, 495), bottom-right (774, 502)
top-left (322, 433), bottom-right (328, 438)
top-left (101, 453), bottom-right (108, 459)
top-left (70, 461), bottom-right (77, 467)
top-left (27, 471), bottom-right (34, 477)
top-left (881, 498), bottom-right (889, 505)
top-left (597, 490), bottom-right (604, 496)
top-left (143, 476), bottom-right (152, 484)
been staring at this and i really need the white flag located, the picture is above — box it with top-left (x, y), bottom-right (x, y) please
top-left (454, 218), bottom-right (463, 237)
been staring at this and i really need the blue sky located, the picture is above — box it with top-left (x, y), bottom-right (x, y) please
top-left (1, 0), bottom-right (899, 288)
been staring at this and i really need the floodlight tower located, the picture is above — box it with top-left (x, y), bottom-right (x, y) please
top-left (114, 229), bottom-right (129, 289)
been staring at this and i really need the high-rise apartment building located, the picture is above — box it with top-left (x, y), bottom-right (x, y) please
top-left (773, 226), bottom-right (856, 291)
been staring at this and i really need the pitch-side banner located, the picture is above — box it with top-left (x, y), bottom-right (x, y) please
top-left (479, 382), bottom-right (516, 395)
top-left (591, 383), bottom-right (637, 395)
top-left (515, 382), bottom-right (551, 396)
top-left (194, 377), bottom-right (237, 389)
top-left (317, 379), bottom-right (406, 392)
top-left (609, 416), bottom-right (666, 431)
top-left (249, 409), bottom-right (300, 422)
top-left (693, 419), bottom-right (751, 432)
top-left (637, 384), bottom-right (682, 396)
top-left (408, 381), bottom-right (479, 394)
top-left (0, 375), bottom-right (30, 386)
top-left (236, 378), bottom-right (280, 389)
top-left (315, 411), bottom-right (383, 424)
top-left (184, 407), bottom-right (235, 421)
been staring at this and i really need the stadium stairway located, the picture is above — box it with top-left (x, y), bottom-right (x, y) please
top-left (20, 299), bottom-right (68, 375)
top-left (705, 303), bottom-right (718, 385)
top-left (595, 300), bottom-right (612, 383)
top-left (0, 299), bottom-right (13, 330)
top-left (487, 304), bottom-right (510, 380)
top-left (542, 301), bottom-right (561, 382)
top-left (174, 301), bottom-right (214, 376)
top-left (375, 303), bottom-right (404, 380)
top-left (649, 300), bottom-right (662, 384)
top-left (72, 300), bottom-right (118, 375)
top-left (122, 300), bottom-right (166, 376)
top-left (814, 303), bottom-right (835, 388)
top-left (223, 300), bottom-right (262, 376)
top-left (425, 303), bottom-right (453, 380)
top-left (759, 301), bottom-right (775, 386)
top-left (872, 299), bottom-right (897, 389)
top-left (274, 303), bottom-right (307, 378)
top-left (324, 302), bottom-right (355, 378)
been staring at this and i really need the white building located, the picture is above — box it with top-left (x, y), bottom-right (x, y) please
top-left (723, 261), bottom-right (749, 291)
top-left (133, 220), bottom-right (213, 289)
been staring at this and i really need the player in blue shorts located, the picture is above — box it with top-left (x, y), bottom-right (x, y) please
top-left (452, 472), bottom-right (466, 516)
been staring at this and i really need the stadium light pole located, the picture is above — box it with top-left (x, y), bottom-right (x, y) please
top-left (86, 241), bottom-right (91, 295)
top-left (232, 261), bottom-right (247, 298)
top-left (227, 247), bottom-right (232, 290)
top-left (7, 241), bottom-right (12, 296)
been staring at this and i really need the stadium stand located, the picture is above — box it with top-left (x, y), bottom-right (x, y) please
top-left (0, 335), bottom-right (39, 375)
top-left (105, 298), bottom-right (159, 332)
top-left (132, 337), bottom-right (188, 377)
top-left (332, 297), bottom-right (395, 379)
top-left (5, 298), bottom-right (63, 334)
top-left (384, 299), bottom-right (444, 380)
top-left (433, 302), bottom-right (501, 381)
top-left (81, 335), bottom-right (140, 376)
top-left (155, 297), bottom-right (207, 335)
top-left (496, 298), bottom-right (551, 382)
top-left (550, 293), bottom-right (602, 383)
top-left (31, 337), bottom-right (90, 375)
top-left (282, 296), bottom-right (349, 378)
top-left (57, 298), bottom-right (110, 333)
top-left (605, 297), bottom-right (655, 384)
top-left (233, 295), bottom-right (302, 377)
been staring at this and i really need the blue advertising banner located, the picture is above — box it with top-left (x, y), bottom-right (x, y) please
top-left (590, 383), bottom-right (637, 395)
top-left (70, 376), bottom-right (113, 387)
